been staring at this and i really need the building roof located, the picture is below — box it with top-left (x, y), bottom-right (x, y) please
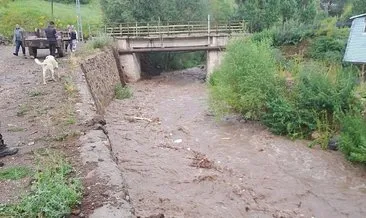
top-left (349, 13), bottom-right (366, 20)
top-left (343, 16), bottom-right (366, 64)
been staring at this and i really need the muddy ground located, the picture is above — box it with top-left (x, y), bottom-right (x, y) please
top-left (0, 46), bottom-right (109, 217)
top-left (0, 47), bottom-right (82, 203)
top-left (106, 69), bottom-right (366, 218)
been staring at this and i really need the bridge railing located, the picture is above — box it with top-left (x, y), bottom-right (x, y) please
top-left (88, 21), bottom-right (246, 38)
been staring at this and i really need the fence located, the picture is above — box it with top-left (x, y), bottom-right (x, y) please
top-left (87, 20), bottom-right (246, 38)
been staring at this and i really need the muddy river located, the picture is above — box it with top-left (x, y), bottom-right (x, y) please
top-left (105, 68), bottom-right (366, 218)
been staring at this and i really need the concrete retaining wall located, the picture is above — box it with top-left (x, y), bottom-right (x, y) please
top-left (80, 49), bottom-right (122, 114)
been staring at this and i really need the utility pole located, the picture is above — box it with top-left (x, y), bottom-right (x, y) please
top-left (51, 0), bottom-right (54, 19)
top-left (76, 0), bottom-right (83, 41)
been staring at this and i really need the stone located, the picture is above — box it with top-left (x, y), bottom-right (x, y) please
top-left (328, 136), bottom-right (340, 151)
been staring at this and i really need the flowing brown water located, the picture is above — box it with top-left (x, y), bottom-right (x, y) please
top-left (105, 68), bottom-right (366, 218)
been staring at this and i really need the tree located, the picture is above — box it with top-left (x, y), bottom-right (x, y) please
top-left (298, 0), bottom-right (317, 22)
top-left (280, 0), bottom-right (297, 23)
top-left (100, 0), bottom-right (208, 23)
top-left (234, 0), bottom-right (281, 32)
top-left (351, 0), bottom-right (366, 15)
top-left (99, 0), bottom-right (132, 23)
top-left (320, 0), bottom-right (347, 16)
top-left (208, 0), bottom-right (236, 21)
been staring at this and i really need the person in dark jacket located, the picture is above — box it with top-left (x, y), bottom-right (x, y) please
top-left (13, 24), bottom-right (26, 57)
top-left (45, 21), bottom-right (57, 57)
top-left (0, 133), bottom-right (18, 159)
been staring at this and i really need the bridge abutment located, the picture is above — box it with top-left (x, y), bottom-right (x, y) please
top-left (206, 36), bottom-right (226, 78)
top-left (207, 50), bottom-right (224, 78)
top-left (118, 39), bottom-right (141, 82)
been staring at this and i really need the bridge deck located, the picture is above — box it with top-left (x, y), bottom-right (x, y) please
top-left (118, 46), bottom-right (225, 54)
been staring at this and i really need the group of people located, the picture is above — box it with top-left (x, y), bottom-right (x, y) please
top-left (12, 22), bottom-right (78, 57)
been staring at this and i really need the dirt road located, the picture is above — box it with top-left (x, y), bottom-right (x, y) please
top-left (105, 69), bottom-right (366, 218)
top-left (0, 46), bottom-right (82, 205)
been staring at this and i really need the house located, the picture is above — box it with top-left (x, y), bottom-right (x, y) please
top-left (343, 13), bottom-right (366, 79)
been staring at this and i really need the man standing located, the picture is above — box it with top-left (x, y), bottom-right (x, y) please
top-left (45, 21), bottom-right (57, 57)
top-left (13, 24), bottom-right (26, 57)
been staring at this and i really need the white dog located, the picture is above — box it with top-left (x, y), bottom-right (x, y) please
top-left (34, 55), bottom-right (59, 85)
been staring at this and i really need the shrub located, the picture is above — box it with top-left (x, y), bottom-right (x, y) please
top-left (209, 38), bottom-right (279, 119)
top-left (88, 33), bottom-right (113, 49)
top-left (252, 20), bottom-right (315, 46)
top-left (115, 84), bottom-right (132, 100)
top-left (262, 96), bottom-right (317, 138)
top-left (339, 113), bottom-right (366, 163)
top-left (296, 63), bottom-right (357, 116)
top-left (308, 17), bottom-right (349, 63)
top-left (308, 36), bottom-right (347, 62)
top-left (253, 60), bottom-right (357, 139)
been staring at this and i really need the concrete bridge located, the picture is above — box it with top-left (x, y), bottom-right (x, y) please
top-left (102, 20), bottom-right (246, 82)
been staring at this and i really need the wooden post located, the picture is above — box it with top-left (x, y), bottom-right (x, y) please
top-left (135, 22), bottom-right (138, 37)
top-left (167, 21), bottom-right (170, 35)
top-left (158, 17), bottom-right (163, 47)
top-left (208, 15), bottom-right (211, 45)
top-left (362, 64), bottom-right (365, 83)
top-left (119, 23), bottom-right (122, 36)
top-left (88, 24), bottom-right (91, 38)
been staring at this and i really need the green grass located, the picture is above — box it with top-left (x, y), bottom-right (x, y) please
top-left (28, 89), bottom-right (43, 97)
top-left (7, 127), bottom-right (26, 132)
top-left (0, 0), bottom-right (102, 38)
top-left (115, 84), bottom-right (132, 100)
top-left (16, 104), bottom-right (29, 117)
top-left (0, 150), bottom-right (82, 218)
top-left (0, 166), bottom-right (31, 181)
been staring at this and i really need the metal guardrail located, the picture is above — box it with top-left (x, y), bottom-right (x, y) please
top-left (88, 20), bottom-right (246, 38)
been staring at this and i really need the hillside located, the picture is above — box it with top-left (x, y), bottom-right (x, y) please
top-left (0, 0), bottom-right (102, 38)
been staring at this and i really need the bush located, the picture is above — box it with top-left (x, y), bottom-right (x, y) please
top-left (262, 96), bottom-right (317, 138)
top-left (252, 20), bottom-right (315, 46)
top-left (308, 36), bottom-right (347, 62)
top-left (265, 62), bottom-right (358, 138)
top-left (296, 63), bottom-right (357, 115)
top-left (308, 17), bottom-right (349, 63)
top-left (115, 84), bottom-right (132, 100)
top-left (339, 113), bottom-right (366, 163)
top-left (209, 38), bottom-right (279, 119)
top-left (88, 34), bottom-right (113, 49)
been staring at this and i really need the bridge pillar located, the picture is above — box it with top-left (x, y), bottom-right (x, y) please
top-left (118, 39), bottom-right (141, 82)
top-left (206, 36), bottom-right (225, 79)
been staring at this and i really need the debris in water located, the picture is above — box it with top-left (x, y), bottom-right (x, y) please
top-left (174, 139), bottom-right (183, 144)
top-left (190, 151), bottom-right (214, 169)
